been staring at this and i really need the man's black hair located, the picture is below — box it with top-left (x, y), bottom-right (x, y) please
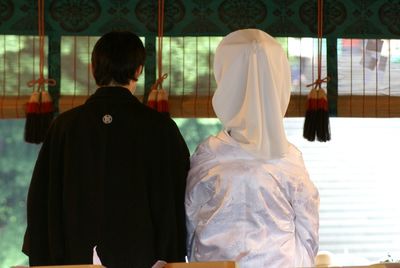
top-left (91, 31), bottom-right (145, 86)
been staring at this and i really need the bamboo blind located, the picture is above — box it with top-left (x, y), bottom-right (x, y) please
top-left (1, 36), bottom-right (400, 118)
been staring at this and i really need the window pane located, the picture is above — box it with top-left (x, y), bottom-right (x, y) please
top-left (338, 39), bottom-right (400, 96)
top-left (60, 36), bottom-right (99, 96)
top-left (337, 39), bottom-right (400, 117)
top-left (0, 35), bottom-right (49, 97)
top-left (276, 38), bottom-right (327, 95)
top-left (0, 35), bottom-right (49, 118)
top-left (158, 37), bottom-right (222, 97)
top-left (157, 37), bottom-right (222, 117)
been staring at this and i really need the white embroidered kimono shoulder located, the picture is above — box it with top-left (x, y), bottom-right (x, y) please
top-left (185, 29), bottom-right (320, 268)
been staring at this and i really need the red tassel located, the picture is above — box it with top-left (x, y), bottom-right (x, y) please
top-left (24, 91), bottom-right (54, 144)
top-left (147, 74), bottom-right (170, 116)
top-left (147, 88), bottom-right (158, 110)
top-left (25, 91), bottom-right (40, 114)
top-left (147, 74), bottom-right (169, 116)
top-left (156, 88), bottom-right (169, 115)
top-left (303, 87), bottom-right (331, 142)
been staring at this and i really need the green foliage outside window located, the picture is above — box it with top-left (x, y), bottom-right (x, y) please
top-left (174, 118), bottom-right (221, 154)
top-left (0, 120), bottom-right (39, 268)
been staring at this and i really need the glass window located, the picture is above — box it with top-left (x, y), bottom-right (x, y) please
top-left (337, 39), bottom-right (400, 117)
top-left (60, 36), bottom-right (100, 97)
top-left (0, 35), bottom-right (49, 118)
top-left (0, 35), bottom-right (48, 97)
top-left (276, 37), bottom-right (327, 95)
top-left (338, 39), bottom-right (400, 97)
top-left (158, 37), bottom-right (222, 98)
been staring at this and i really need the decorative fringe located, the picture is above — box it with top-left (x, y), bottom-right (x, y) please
top-left (24, 91), bottom-right (54, 144)
top-left (156, 88), bottom-right (169, 115)
top-left (146, 73), bottom-right (169, 116)
top-left (147, 88), bottom-right (158, 110)
top-left (303, 87), bottom-right (331, 142)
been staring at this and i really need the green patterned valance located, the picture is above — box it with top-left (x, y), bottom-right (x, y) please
top-left (0, 0), bottom-right (400, 38)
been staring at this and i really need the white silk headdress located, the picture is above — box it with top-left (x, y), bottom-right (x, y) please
top-left (212, 29), bottom-right (292, 160)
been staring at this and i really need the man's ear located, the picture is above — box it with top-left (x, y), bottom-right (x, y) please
top-left (135, 65), bottom-right (143, 79)
top-left (90, 63), bottom-right (94, 76)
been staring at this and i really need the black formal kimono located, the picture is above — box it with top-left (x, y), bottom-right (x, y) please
top-left (22, 86), bottom-right (190, 268)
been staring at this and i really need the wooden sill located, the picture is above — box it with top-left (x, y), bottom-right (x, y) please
top-left (1, 95), bottom-right (399, 119)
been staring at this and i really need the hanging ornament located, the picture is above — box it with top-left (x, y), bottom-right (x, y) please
top-left (156, 76), bottom-right (169, 114)
top-left (303, 80), bottom-right (330, 141)
top-left (303, 0), bottom-right (331, 142)
top-left (147, 88), bottom-right (158, 110)
top-left (147, 73), bottom-right (169, 113)
top-left (147, 0), bottom-right (169, 116)
top-left (25, 84), bottom-right (55, 144)
top-left (24, 0), bottom-right (56, 144)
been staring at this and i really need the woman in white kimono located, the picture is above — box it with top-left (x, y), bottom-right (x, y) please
top-left (185, 29), bottom-right (320, 268)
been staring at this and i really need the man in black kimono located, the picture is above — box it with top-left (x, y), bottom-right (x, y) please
top-left (22, 31), bottom-right (190, 268)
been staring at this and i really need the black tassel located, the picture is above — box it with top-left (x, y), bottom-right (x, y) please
top-left (303, 87), bottom-right (331, 142)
